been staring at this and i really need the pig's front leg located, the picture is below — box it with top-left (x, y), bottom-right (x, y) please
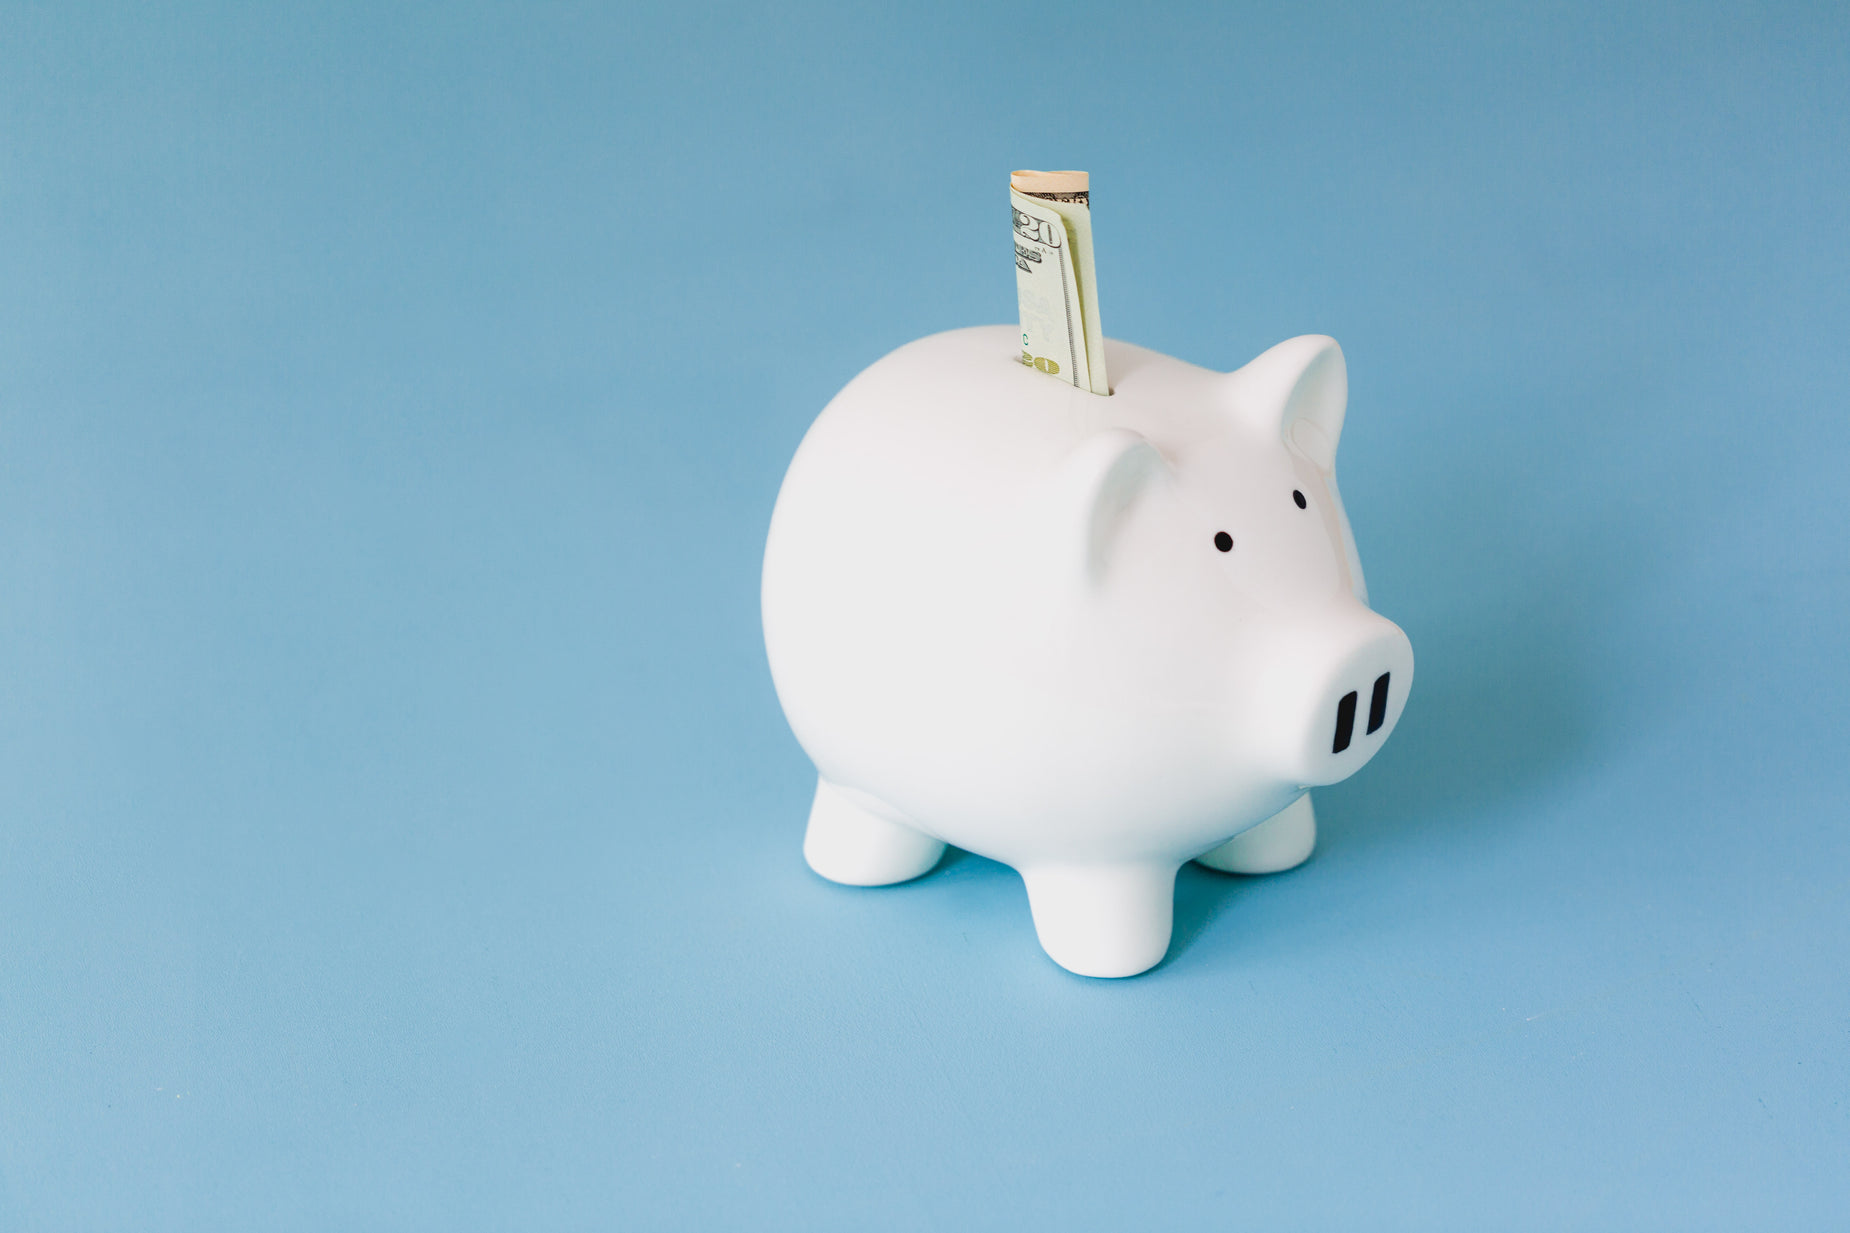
top-left (803, 778), bottom-right (945, 886)
top-left (1194, 793), bottom-right (1316, 875)
top-left (1021, 864), bottom-right (1178, 978)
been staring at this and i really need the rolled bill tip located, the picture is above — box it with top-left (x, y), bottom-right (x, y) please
top-left (1011, 169), bottom-right (1089, 194)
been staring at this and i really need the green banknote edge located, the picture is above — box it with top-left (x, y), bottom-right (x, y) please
top-left (1011, 188), bottom-right (1109, 395)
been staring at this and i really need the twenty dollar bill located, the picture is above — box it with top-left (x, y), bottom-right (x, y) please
top-left (1011, 169), bottom-right (1109, 395)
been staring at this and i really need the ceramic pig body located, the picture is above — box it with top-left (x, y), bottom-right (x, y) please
top-left (762, 326), bottom-right (1411, 977)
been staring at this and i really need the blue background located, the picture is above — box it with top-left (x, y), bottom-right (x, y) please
top-left (2, 2), bottom-right (1846, 1227)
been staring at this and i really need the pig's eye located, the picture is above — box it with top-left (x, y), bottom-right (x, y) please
top-left (1213, 531), bottom-right (1233, 552)
top-left (1293, 490), bottom-right (1308, 509)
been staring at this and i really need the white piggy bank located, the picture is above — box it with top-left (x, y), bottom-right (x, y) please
top-left (762, 326), bottom-right (1412, 977)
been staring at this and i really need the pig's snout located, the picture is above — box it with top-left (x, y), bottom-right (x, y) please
top-left (1245, 606), bottom-right (1414, 788)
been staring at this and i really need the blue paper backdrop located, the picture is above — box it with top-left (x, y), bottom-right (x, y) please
top-left (2, 2), bottom-right (1846, 1227)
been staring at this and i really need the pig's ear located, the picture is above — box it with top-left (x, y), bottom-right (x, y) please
top-left (1223, 335), bottom-right (1347, 471)
top-left (1054, 428), bottom-right (1173, 583)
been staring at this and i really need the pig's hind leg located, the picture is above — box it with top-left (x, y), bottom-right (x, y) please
top-left (1195, 792), bottom-right (1316, 875)
top-left (803, 778), bottom-right (945, 886)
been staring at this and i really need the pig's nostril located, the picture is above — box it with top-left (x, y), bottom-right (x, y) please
top-left (1332, 691), bottom-right (1358, 753)
top-left (1367, 672), bottom-right (1390, 735)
